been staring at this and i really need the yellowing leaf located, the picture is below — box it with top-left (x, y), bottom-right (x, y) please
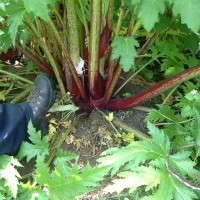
top-left (105, 112), bottom-right (114, 122)
top-left (48, 123), bottom-right (56, 140)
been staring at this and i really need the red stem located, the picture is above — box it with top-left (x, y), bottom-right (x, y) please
top-left (88, 0), bottom-right (102, 100)
top-left (103, 62), bottom-right (122, 104)
top-left (107, 65), bottom-right (200, 110)
top-left (99, 22), bottom-right (112, 58)
top-left (16, 42), bottom-right (56, 78)
top-left (135, 32), bottom-right (156, 65)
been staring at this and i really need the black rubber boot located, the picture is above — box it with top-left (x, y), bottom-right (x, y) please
top-left (26, 74), bottom-right (56, 134)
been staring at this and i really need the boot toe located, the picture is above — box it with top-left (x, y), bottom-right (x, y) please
top-left (27, 74), bottom-right (56, 126)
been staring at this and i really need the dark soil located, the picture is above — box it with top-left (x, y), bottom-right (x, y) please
top-left (63, 108), bottom-right (148, 167)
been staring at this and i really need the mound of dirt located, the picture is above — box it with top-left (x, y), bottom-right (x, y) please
top-left (62, 108), bottom-right (149, 166)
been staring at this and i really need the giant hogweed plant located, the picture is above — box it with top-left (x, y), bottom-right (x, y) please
top-left (98, 84), bottom-right (200, 199)
top-left (0, 0), bottom-right (200, 111)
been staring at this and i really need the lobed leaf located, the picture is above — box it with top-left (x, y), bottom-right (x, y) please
top-left (111, 36), bottom-right (139, 72)
top-left (22, 0), bottom-right (56, 21)
top-left (104, 166), bottom-right (160, 194)
top-left (144, 160), bottom-right (198, 200)
top-left (0, 156), bottom-right (22, 198)
top-left (99, 126), bottom-right (170, 177)
top-left (17, 121), bottom-right (49, 162)
top-left (146, 104), bottom-right (177, 122)
top-left (172, 0), bottom-right (200, 32)
top-left (18, 181), bottom-right (48, 200)
top-left (0, 28), bottom-right (13, 52)
top-left (35, 157), bottom-right (109, 199)
top-left (5, 1), bottom-right (25, 44)
top-left (138, 0), bottom-right (166, 32)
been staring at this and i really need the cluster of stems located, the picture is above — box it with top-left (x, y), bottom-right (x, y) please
top-left (16, 0), bottom-right (200, 111)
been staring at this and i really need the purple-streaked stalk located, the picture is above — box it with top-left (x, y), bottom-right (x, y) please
top-left (64, 0), bottom-right (81, 97)
top-left (48, 18), bottom-right (89, 102)
top-left (88, 0), bottom-right (102, 99)
top-left (103, 62), bottom-right (122, 104)
top-left (107, 65), bottom-right (200, 110)
top-left (65, 0), bottom-right (80, 67)
top-left (135, 32), bottom-right (156, 65)
top-left (24, 15), bottom-right (67, 99)
top-left (126, 12), bottom-right (134, 36)
top-left (102, 0), bottom-right (114, 93)
top-left (16, 42), bottom-right (56, 78)
top-left (103, 2), bottom-right (126, 104)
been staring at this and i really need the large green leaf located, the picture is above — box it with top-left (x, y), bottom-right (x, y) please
top-left (99, 123), bottom-right (170, 176)
top-left (138, 0), bottom-right (166, 31)
top-left (145, 167), bottom-right (197, 200)
top-left (172, 0), bottom-right (200, 32)
top-left (104, 166), bottom-right (160, 194)
top-left (22, 0), bottom-right (56, 21)
top-left (0, 28), bottom-right (12, 52)
top-left (5, 1), bottom-right (25, 44)
top-left (35, 157), bottom-right (108, 200)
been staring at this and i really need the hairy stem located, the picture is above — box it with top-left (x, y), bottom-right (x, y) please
top-left (46, 117), bottom-right (77, 166)
top-left (103, 63), bottom-right (122, 104)
top-left (88, 0), bottom-right (102, 99)
top-left (43, 21), bottom-right (63, 64)
top-left (115, 2), bottom-right (125, 37)
top-left (102, 0), bottom-right (114, 93)
top-left (107, 0), bottom-right (114, 30)
top-left (103, 2), bottom-right (125, 104)
top-left (108, 65), bottom-right (200, 110)
top-left (113, 56), bottom-right (158, 96)
top-left (127, 12), bottom-right (134, 36)
top-left (24, 15), bottom-right (67, 100)
top-left (0, 69), bottom-right (32, 84)
top-left (162, 85), bottom-right (179, 105)
top-left (64, 0), bottom-right (81, 97)
top-left (131, 18), bottom-right (142, 36)
top-left (65, 0), bottom-right (80, 66)
top-left (48, 18), bottom-right (89, 102)
top-left (112, 117), bottom-right (151, 141)
top-left (78, 0), bottom-right (89, 36)
top-left (16, 42), bottom-right (56, 78)
top-left (97, 109), bottom-right (150, 141)
top-left (135, 32), bottom-right (156, 64)
top-left (118, 32), bottom-right (156, 92)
